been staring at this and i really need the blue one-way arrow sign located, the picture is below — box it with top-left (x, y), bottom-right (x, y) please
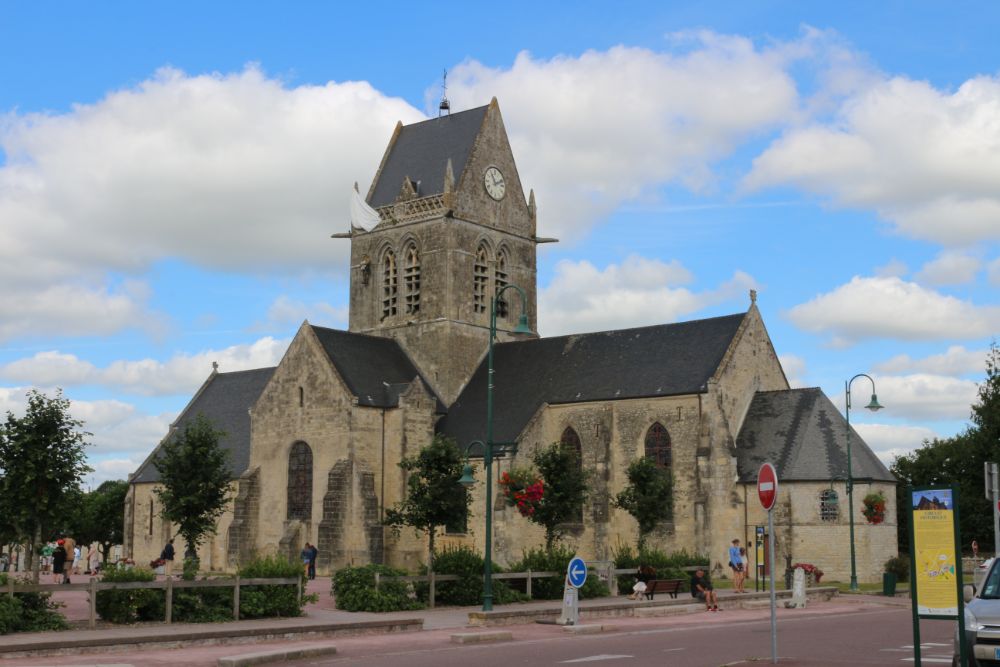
top-left (567, 556), bottom-right (587, 589)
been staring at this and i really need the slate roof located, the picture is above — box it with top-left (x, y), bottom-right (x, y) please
top-left (368, 105), bottom-right (489, 208)
top-left (309, 325), bottom-right (445, 411)
top-left (438, 313), bottom-right (747, 447)
top-left (735, 388), bottom-right (895, 483)
top-left (131, 367), bottom-right (276, 484)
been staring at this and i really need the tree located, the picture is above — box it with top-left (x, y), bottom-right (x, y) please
top-left (0, 389), bottom-right (92, 581)
top-left (613, 457), bottom-right (673, 551)
top-left (530, 443), bottom-right (589, 551)
top-left (153, 414), bottom-right (232, 562)
top-left (891, 342), bottom-right (1000, 552)
top-left (73, 480), bottom-right (128, 565)
top-left (383, 434), bottom-right (469, 571)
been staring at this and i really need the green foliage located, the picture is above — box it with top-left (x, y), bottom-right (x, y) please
top-left (332, 564), bottom-right (423, 612)
top-left (884, 555), bottom-right (910, 583)
top-left (182, 557), bottom-right (200, 581)
top-left (891, 344), bottom-right (1000, 552)
top-left (383, 435), bottom-right (469, 570)
top-left (0, 389), bottom-right (92, 578)
top-left (414, 544), bottom-right (526, 606)
top-left (72, 480), bottom-right (128, 565)
top-left (172, 582), bottom-right (233, 623)
top-left (95, 564), bottom-right (164, 623)
top-left (613, 458), bottom-right (673, 549)
top-left (611, 542), bottom-right (708, 593)
top-left (507, 546), bottom-right (610, 600)
top-left (0, 573), bottom-right (67, 634)
top-left (529, 443), bottom-right (589, 550)
top-left (238, 555), bottom-right (309, 618)
top-left (153, 414), bottom-right (232, 558)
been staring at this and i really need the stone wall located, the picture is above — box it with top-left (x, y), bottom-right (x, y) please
top-left (226, 467), bottom-right (260, 567)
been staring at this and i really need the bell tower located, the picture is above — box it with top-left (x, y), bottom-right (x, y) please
top-left (345, 99), bottom-right (541, 405)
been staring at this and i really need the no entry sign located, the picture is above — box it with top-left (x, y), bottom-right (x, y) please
top-left (758, 463), bottom-right (778, 511)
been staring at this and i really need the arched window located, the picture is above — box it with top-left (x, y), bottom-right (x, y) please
top-left (820, 489), bottom-right (839, 522)
top-left (403, 243), bottom-right (420, 314)
top-left (495, 248), bottom-right (509, 319)
top-left (287, 441), bottom-right (313, 521)
top-left (644, 422), bottom-right (672, 468)
top-left (473, 244), bottom-right (489, 314)
top-left (560, 427), bottom-right (584, 522)
top-left (381, 250), bottom-right (397, 320)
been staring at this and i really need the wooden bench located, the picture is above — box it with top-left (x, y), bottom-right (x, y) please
top-left (644, 579), bottom-right (685, 600)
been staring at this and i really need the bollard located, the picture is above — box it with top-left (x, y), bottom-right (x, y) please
top-left (526, 569), bottom-right (532, 598)
top-left (165, 576), bottom-right (173, 624)
top-left (233, 575), bottom-right (241, 620)
top-left (429, 570), bottom-right (436, 609)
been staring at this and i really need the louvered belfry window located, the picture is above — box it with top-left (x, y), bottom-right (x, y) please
top-left (403, 243), bottom-right (420, 314)
top-left (381, 250), bottom-right (397, 320)
top-left (494, 249), bottom-right (509, 319)
top-left (644, 422), bottom-right (672, 468)
top-left (473, 245), bottom-right (489, 314)
top-left (287, 441), bottom-right (313, 521)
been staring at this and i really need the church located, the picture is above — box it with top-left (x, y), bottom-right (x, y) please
top-left (125, 99), bottom-right (897, 582)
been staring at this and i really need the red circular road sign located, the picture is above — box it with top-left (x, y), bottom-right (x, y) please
top-left (758, 463), bottom-right (779, 511)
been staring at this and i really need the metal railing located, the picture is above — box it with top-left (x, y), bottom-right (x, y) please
top-left (3, 576), bottom-right (301, 629)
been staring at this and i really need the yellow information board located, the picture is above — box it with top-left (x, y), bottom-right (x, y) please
top-left (911, 488), bottom-right (958, 617)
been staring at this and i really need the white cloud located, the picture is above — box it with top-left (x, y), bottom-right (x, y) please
top-left (744, 75), bottom-right (1000, 245)
top-left (445, 33), bottom-right (803, 241)
top-left (787, 276), bottom-right (1000, 344)
top-left (853, 423), bottom-right (940, 466)
top-left (0, 337), bottom-right (288, 396)
top-left (0, 66), bottom-right (423, 342)
top-left (538, 255), bottom-right (755, 336)
top-left (875, 345), bottom-right (988, 376)
top-left (90, 456), bottom-right (148, 485)
top-left (260, 296), bottom-right (348, 330)
top-left (778, 354), bottom-right (807, 388)
top-left (862, 373), bottom-right (979, 422)
top-left (875, 259), bottom-right (908, 278)
top-left (916, 251), bottom-right (981, 286)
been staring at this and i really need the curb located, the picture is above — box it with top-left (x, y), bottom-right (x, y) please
top-left (217, 644), bottom-right (338, 667)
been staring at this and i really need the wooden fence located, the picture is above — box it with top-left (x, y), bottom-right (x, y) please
top-left (3, 576), bottom-right (300, 629)
top-left (375, 564), bottom-right (709, 608)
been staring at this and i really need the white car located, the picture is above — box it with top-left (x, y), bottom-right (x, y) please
top-left (957, 558), bottom-right (1000, 666)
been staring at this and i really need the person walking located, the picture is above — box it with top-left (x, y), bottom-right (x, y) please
top-left (52, 540), bottom-right (68, 584)
top-left (307, 543), bottom-right (318, 580)
top-left (160, 539), bottom-right (175, 576)
top-left (62, 536), bottom-right (76, 583)
top-left (728, 538), bottom-right (743, 592)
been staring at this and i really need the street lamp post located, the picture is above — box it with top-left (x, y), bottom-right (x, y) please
top-left (459, 284), bottom-right (532, 611)
top-left (845, 373), bottom-right (883, 591)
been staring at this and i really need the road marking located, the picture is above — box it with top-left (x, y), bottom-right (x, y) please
top-left (662, 648), bottom-right (685, 653)
top-left (900, 659), bottom-right (951, 664)
top-left (561, 655), bottom-right (634, 663)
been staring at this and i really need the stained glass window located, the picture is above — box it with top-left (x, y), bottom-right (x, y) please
top-left (644, 422), bottom-right (672, 468)
top-left (287, 441), bottom-right (313, 521)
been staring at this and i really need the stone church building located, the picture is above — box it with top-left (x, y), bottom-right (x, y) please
top-left (126, 99), bottom-right (897, 582)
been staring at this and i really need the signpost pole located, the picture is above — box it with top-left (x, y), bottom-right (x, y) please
top-left (907, 485), bottom-right (922, 667)
top-left (954, 484), bottom-right (968, 667)
top-left (987, 462), bottom-right (1000, 557)
top-left (768, 507), bottom-right (777, 665)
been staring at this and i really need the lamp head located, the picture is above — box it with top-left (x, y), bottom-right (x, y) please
top-left (513, 313), bottom-right (533, 336)
top-left (865, 393), bottom-right (884, 412)
top-left (458, 463), bottom-right (476, 487)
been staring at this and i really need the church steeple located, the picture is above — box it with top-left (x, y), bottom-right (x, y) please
top-left (346, 100), bottom-right (538, 405)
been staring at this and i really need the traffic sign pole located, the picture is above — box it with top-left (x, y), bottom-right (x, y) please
top-left (758, 463), bottom-right (779, 665)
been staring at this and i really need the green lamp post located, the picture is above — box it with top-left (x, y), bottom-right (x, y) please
top-left (458, 283), bottom-right (532, 611)
top-left (845, 373), bottom-right (884, 591)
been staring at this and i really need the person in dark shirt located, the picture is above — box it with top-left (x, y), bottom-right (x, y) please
top-left (307, 543), bottom-right (318, 580)
top-left (52, 540), bottom-right (68, 584)
top-left (691, 568), bottom-right (719, 611)
top-left (160, 540), bottom-right (175, 576)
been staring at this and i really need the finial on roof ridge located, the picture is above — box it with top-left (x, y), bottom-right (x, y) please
top-left (750, 289), bottom-right (757, 305)
top-left (212, 361), bottom-right (219, 373)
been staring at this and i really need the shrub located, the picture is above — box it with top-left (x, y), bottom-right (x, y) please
top-left (612, 543), bottom-right (707, 593)
top-left (884, 555), bottom-right (910, 583)
top-left (415, 544), bottom-right (526, 606)
top-left (95, 564), bottom-right (164, 624)
top-left (238, 555), bottom-right (309, 618)
top-left (0, 573), bottom-right (67, 634)
top-left (507, 546), bottom-right (610, 600)
top-left (333, 564), bottom-right (424, 612)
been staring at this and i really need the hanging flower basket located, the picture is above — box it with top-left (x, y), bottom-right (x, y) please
top-left (862, 491), bottom-right (887, 525)
top-left (499, 467), bottom-right (544, 518)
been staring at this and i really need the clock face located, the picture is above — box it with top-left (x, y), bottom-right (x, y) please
top-left (484, 166), bottom-right (506, 200)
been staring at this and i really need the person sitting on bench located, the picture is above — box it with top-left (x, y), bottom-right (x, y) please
top-left (691, 568), bottom-right (719, 611)
top-left (629, 564), bottom-right (656, 600)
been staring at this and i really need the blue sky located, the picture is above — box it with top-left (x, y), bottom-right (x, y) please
top-left (2, 2), bottom-right (998, 484)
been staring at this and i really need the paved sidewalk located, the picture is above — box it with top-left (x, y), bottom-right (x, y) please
top-left (1, 576), bottom-right (897, 661)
